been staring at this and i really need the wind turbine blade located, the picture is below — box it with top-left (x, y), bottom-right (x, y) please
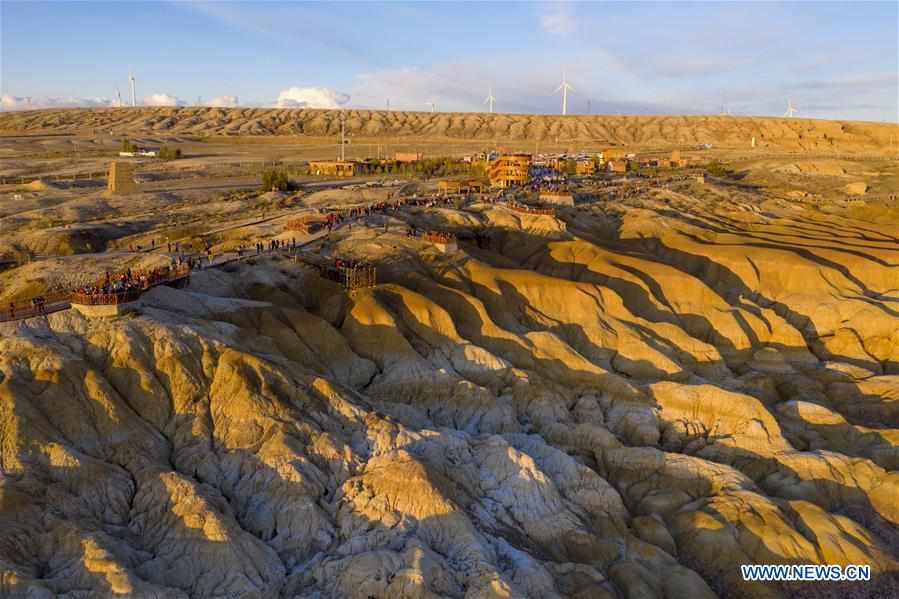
top-left (555, 84), bottom-right (564, 93)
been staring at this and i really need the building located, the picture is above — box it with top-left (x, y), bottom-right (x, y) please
top-left (487, 154), bottom-right (531, 188)
top-left (548, 157), bottom-right (566, 172)
top-left (607, 160), bottom-right (629, 174)
top-left (118, 148), bottom-right (158, 158)
top-left (575, 159), bottom-right (596, 176)
top-left (308, 160), bottom-right (359, 177)
top-left (437, 180), bottom-right (462, 195)
top-left (107, 161), bottom-right (138, 194)
top-left (438, 178), bottom-right (486, 195)
top-left (464, 179), bottom-right (486, 193)
top-left (670, 150), bottom-right (688, 168)
top-left (395, 152), bottom-right (423, 162)
top-left (601, 147), bottom-right (626, 162)
top-left (538, 191), bottom-right (575, 206)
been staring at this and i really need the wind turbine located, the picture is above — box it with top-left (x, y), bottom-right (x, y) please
top-left (426, 101), bottom-right (436, 113)
top-left (128, 70), bottom-right (136, 107)
top-left (484, 87), bottom-right (496, 113)
top-left (115, 87), bottom-right (123, 108)
top-left (555, 72), bottom-right (573, 116)
top-left (784, 98), bottom-right (798, 118)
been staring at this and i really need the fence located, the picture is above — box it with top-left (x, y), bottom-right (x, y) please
top-left (0, 172), bottom-right (106, 186)
top-left (71, 288), bottom-right (143, 306)
top-left (325, 263), bottom-right (377, 291)
top-left (422, 231), bottom-right (456, 243)
top-left (509, 202), bottom-right (556, 216)
top-left (0, 290), bottom-right (73, 323)
top-left (295, 254), bottom-right (377, 291)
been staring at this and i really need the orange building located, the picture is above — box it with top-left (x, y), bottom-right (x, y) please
top-left (487, 154), bottom-right (531, 188)
top-left (308, 160), bottom-right (359, 177)
top-left (575, 159), bottom-right (596, 176)
top-left (395, 152), bottom-right (423, 162)
top-left (670, 150), bottom-right (688, 168)
top-left (602, 147), bottom-right (626, 161)
top-left (608, 160), bottom-right (629, 173)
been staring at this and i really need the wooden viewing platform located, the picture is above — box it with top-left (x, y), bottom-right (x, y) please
top-left (2, 265), bottom-right (191, 323)
top-left (509, 202), bottom-right (556, 216)
top-left (421, 230), bottom-right (456, 243)
top-left (420, 230), bottom-right (458, 253)
top-left (294, 254), bottom-right (377, 291)
top-left (1, 290), bottom-right (73, 322)
top-left (328, 264), bottom-right (376, 291)
top-left (71, 288), bottom-right (143, 306)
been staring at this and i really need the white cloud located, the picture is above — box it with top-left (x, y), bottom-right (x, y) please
top-left (1, 94), bottom-right (114, 111)
top-left (275, 87), bottom-right (349, 109)
top-left (540, 2), bottom-right (576, 35)
top-left (143, 93), bottom-right (185, 107)
top-left (206, 95), bottom-right (240, 107)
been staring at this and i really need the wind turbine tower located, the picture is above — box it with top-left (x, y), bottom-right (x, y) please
top-left (338, 110), bottom-right (347, 161)
top-left (129, 71), bottom-right (136, 107)
top-left (784, 98), bottom-right (798, 118)
top-left (427, 102), bottom-right (436, 113)
top-left (115, 87), bottom-right (123, 108)
top-left (484, 88), bottom-right (496, 113)
top-left (555, 73), bottom-right (573, 116)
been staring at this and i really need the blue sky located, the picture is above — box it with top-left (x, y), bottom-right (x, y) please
top-left (1, 1), bottom-right (897, 121)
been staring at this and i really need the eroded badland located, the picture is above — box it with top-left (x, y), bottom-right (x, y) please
top-left (1, 108), bottom-right (898, 599)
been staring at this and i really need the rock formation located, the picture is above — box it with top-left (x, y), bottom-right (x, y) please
top-left (1, 191), bottom-right (898, 598)
top-left (0, 107), bottom-right (896, 153)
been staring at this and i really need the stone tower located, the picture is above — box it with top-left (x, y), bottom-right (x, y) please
top-left (107, 161), bottom-right (138, 194)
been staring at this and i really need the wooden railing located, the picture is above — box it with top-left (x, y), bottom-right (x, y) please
top-left (1, 266), bottom-right (190, 322)
top-left (294, 254), bottom-right (377, 291)
top-left (1, 290), bottom-right (73, 322)
top-left (422, 231), bottom-right (456, 243)
top-left (509, 202), bottom-right (556, 216)
top-left (71, 288), bottom-right (143, 306)
top-left (325, 264), bottom-right (377, 291)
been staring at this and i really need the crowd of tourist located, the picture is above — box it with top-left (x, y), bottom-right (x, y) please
top-left (316, 194), bottom-right (462, 232)
top-left (71, 265), bottom-right (190, 304)
top-left (4, 189), bottom-right (494, 321)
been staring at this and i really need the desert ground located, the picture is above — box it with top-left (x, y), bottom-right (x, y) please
top-left (0, 108), bottom-right (898, 599)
